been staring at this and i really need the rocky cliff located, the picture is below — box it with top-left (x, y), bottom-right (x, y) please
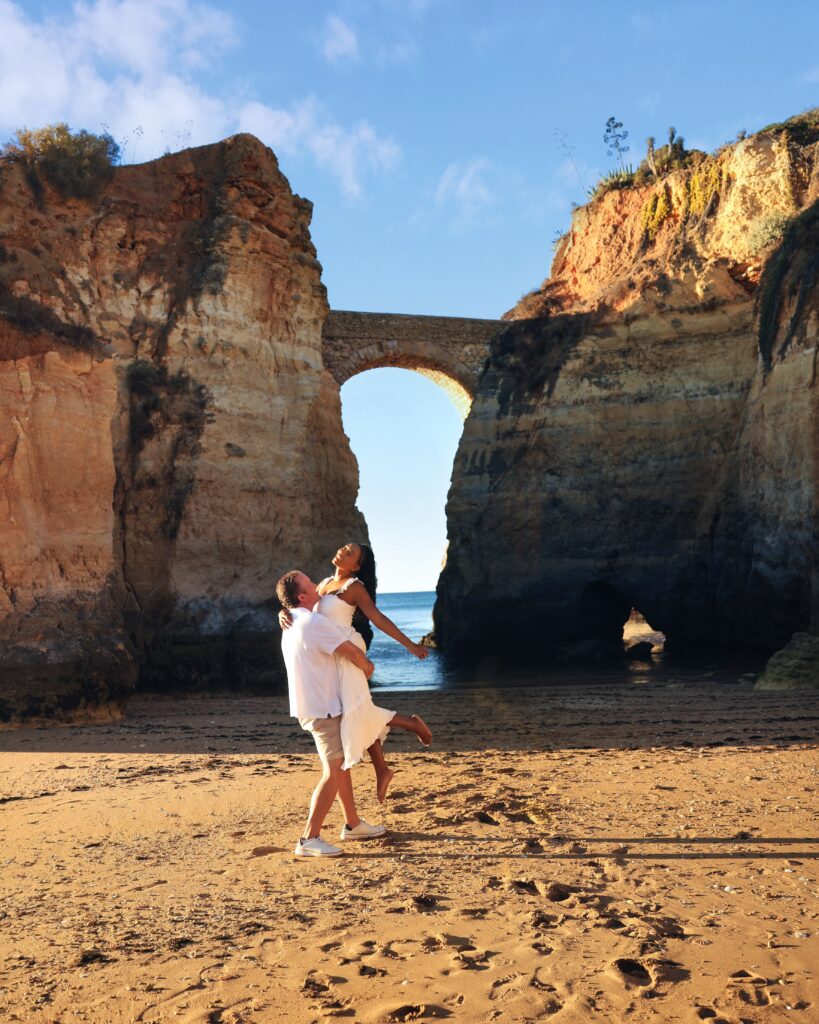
top-left (435, 119), bottom-right (819, 686)
top-left (0, 135), bottom-right (364, 719)
top-left (3, 116), bottom-right (817, 719)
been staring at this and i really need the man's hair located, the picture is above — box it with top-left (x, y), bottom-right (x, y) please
top-left (276, 570), bottom-right (304, 610)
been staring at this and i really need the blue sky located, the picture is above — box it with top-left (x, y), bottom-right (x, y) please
top-left (2, 1), bottom-right (818, 589)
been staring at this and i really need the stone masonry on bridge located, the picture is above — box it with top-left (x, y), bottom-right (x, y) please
top-left (322, 310), bottom-right (506, 416)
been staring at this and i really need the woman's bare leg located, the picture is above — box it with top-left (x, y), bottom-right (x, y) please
top-left (388, 713), bottom-right (432, 746)
top-left (367, 739), bottom-right (395, 804)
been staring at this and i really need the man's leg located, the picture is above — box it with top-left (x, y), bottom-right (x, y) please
top-left (335, 766), bottom-right (360, 829)
top-left (304, 755), bottom-right (342, 839)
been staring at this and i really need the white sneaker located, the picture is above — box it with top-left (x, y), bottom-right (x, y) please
top-left (294, 836), bottom-right (343, 858)
top-left (339, 818), bottom-right (387, 841)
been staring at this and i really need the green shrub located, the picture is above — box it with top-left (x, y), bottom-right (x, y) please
top-left (758, 107), bottom-right (819, 147)
top-left (747, 211), bottom-right (792, 254)
top-left (588, 165), bottom-right (636, 200)
top-left (126, 359), bottom-right (163, 395)
top-left (2, 123), bottom-right (119, 199)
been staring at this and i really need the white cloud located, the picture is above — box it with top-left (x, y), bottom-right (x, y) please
top-left (0, 0), bottom-right (398, 198)
top-left (435, 158), bottom-right (496, 222)
top-left (321, 14), bottom-right (359, 64)
top-left (239, 99), bottom-right (399, 199)
top-left (376, 37), bottom-right (419, 66)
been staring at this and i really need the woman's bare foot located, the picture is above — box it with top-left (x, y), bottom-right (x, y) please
top-left (376, 766), bottom-right (395, 804)
top-left (411, 715), bottom-right (432, 746)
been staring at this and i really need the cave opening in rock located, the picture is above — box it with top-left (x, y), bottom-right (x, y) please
top-left (578, 582), bottom-right (666, 660)
top-left (623, 608), bottom-right (667, 660)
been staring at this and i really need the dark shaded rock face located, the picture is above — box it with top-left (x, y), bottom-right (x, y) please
top-left (435, 131), bottom-right (819, 677)
top-left (756, 633), bottom-right (819, 690)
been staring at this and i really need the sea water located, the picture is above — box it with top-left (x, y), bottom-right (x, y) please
top-left (366, 592), bottom-right (765, 692)
top-left (368, 591), bottom-right (443, 691)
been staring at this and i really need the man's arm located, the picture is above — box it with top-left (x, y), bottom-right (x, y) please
top-left (334, 640), bottom-right (375, 680)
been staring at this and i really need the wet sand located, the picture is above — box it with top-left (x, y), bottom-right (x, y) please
top-left (1, 683), bottom-right (818, 1023)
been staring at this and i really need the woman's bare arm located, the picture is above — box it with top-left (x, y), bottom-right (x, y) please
top-left (342, 581), bottom-right (428, 660)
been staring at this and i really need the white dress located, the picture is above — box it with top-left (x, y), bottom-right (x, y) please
top-left (316, 578), bottom-right (395, 770)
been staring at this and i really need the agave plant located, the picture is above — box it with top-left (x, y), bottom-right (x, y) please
top-left (588, 164), bottom-right (636, 200)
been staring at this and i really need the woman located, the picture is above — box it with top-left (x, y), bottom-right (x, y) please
top-left (280, 543), bottom-right (432, 802)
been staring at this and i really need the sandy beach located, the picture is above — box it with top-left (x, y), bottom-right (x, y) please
top-left (1, 682), bottom-right (818, 1023)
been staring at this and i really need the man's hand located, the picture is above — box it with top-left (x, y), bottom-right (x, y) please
top-left (279, 607), bottom-right (294, 631)
top-left (335, 640), bottom-right (375, 680)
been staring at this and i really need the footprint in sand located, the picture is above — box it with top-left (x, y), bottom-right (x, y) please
top-left (300, 970), bottom-right (352, 1015)
top-left (422, 933), bottom-right (475, 955)
top-left (610, 958), bottom-right (653, 987)
top-left (358, 963), bottom-right (387, 977)
top-left (489, 972), bottom-right (563, 1016)
top-left (475, 810), bottom-right (500, 825)
top-left (509, 878), bottom-right (540, 896)
top-left (450, 948), bottom-right (493, 971)
top-left (411, 893), bottom-right (442, 912)
top-left (379, 1004), bottom-right (450, 1022)
top-left (728, 969), bottom-right (773, 1006)
top-left (544, 881), bottom-right (574, 903)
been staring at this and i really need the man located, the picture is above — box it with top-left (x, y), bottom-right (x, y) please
top-left (276, 569), bottom-right (386, 858)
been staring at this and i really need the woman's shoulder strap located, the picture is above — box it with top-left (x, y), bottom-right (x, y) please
top-left (338, 576), bottom-right (361, 593)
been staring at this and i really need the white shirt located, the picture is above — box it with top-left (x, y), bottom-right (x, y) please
top-left (281, 607), bottom-right (349, 719)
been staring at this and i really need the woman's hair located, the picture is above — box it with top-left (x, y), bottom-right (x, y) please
top-left (352, 543), bottom-right (377, 650)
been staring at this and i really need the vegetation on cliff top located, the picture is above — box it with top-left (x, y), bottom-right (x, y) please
top-left (587, 109), bottom-right (819, 204)
top-left (1, 123), bottom-right (119, 202)
top-left (556, 109), bottom-right (818, 256)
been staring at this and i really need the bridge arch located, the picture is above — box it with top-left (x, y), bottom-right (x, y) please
top-left (322, 310), bottom-right (505, 418)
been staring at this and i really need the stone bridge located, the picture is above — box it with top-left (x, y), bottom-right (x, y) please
top-left (322, 310), bottom-right (506, 417)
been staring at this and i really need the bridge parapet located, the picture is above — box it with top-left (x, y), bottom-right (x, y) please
top-left (322, 310), bottom-right (505, 416)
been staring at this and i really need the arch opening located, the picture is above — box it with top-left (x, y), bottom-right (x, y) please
top-left (345, 357), bottom-right (473, 419)
top-left (340, 366), bottom-right (464, 688)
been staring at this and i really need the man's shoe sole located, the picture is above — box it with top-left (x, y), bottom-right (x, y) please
top-left (339, 830), bottom-right (387, 842)
top-left (294, 847), bottom-right (343, 858)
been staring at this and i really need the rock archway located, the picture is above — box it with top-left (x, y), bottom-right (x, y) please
top-left (322, 310), bottom-right (504, 417)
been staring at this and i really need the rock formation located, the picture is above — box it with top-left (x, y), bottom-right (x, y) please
top-left (435, 119), bottom-right (819, 687)
top-left (2, 114), bottom-right (818, 719)
top-left (0, 135), bottom-right (364, 719)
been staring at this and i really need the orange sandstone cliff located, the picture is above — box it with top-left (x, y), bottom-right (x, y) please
top-left (0, 136), bottom-right (364, 718)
